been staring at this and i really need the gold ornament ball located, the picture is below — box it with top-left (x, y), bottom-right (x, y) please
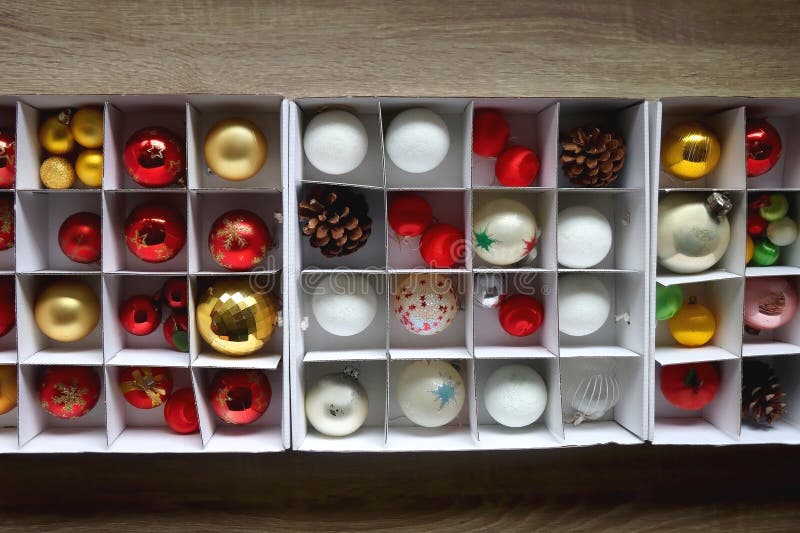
top-left (196, 278), bottom-right (278, 357)
top-left (0, 365), bottom-right (17, 415)
top-left (204, 118), bottom-right (268, 181)
top-left (71, 107), bottom-right (104, 149)
top-left (40, 156), bottom-right (77, 189)
top-left (34, 280), bottom-right (100, 343)
top-left (75, 149), bottom-right (103, 188)
top-left (661, 122), bottom-right (721, 181)
top-left (39, 114), bottom-right (75, 155)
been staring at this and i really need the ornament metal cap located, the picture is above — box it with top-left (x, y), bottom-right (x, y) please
top-left (57, 108), bottom-right (73, 125)
top-left (706, 192), bottom-right (732, 218)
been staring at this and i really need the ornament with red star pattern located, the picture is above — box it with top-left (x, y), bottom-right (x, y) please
top-left (118, 366), bottom-right (173, 409)
top-left (208, 209), bottom-right (270, 271)
top-left (39, 365), bottom-right (101, 419)
top-left (0, 130), bottom-right (15, 189)
top-left (472, 198), bottom-right (538, 266)
top-left (123, 127), bottom-right (185, 188)
top-left (0, 195), bottom-right (13, 252)
top-left (163, 311), bottom-right (189, 352)
top-left (393, 273), bottom-right (458, 336)
top-left (210, 369), bottom-right (271, 425)
top-left (124, 203), bottom-right (186, 263)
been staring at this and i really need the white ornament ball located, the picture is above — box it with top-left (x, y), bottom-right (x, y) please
top-left (393, 273), bottom-right (458, 336)
top-left (473, 198), bottom-right (539, 266)
top-left (312, 273), bottom-right (378, 336)
top-left (557, 206), bottom-right (613, 268)
top-left (305, 372), bottom-right (368, 437)
top-left (558, 275), bottom-right (611, 337)
top-left (397, 359), bottom-right (465, 428)
top-left (303, 110), bottom-right (368, 175)
top-left (483, 364), bottom-right (547, 428)
top-left (385, 108), bottom-right (450, 174)
top-left (767, 218), bottom-right (797, 247)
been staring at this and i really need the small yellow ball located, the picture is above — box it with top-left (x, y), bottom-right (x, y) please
top-left (39, 114), bottom-right (75, 155)
top-left (746, 234), bottom-right (755, 264)
top-left (75, 149), bottom-right (103, 188)
top-left (668, 302), bottom-right (716, 347)
top-left (71, 107), bottom-right (104, 149)
top-left (34, 280), bottom-right (100, 343)
top-left (204, 118), bottom-right (268, 181)
top-left (661, 122), bottom-right (721, 181)
top-left (40, 156), bottom-right (77, 189)
top-left (0, 365), bottom-right (17, 415)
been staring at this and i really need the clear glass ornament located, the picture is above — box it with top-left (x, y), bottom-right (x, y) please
top-left (561, 359), bottom-right (621, 425)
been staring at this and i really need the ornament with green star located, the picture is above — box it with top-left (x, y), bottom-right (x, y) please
top-left (474, 227), bottom-right (500, 253)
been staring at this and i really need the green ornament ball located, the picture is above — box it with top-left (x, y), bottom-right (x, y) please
top-left (656, 283), bottom-right (683, 321)
top-left (760, 194), bottom-right (789, 222)
top-left (751, 238), bottom-right (780, 266)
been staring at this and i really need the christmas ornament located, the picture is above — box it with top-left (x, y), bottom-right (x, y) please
top-left (473, 198), bottom-right (538, 266)
top-left (745, 119), bottom-right (782, 178)
top-left (0, 130), bottom-right (16, 189)
top-left (0, 277), bottom-right (14, 338)
top-left (668, 298), bottom-right (715, 347)
top-left (210, 369), bottom-right (271, 425)
top-left (38, 365), bottom-right (101, 419)
top-left (746, 234), bottom-right (755, 264)
top-left (767, 218), bottom-right (797, 247)
top-left (660, 362), bottom-right (719, 410)
top-left (484, 364), bottom-right (547, 428)
top-left (0, 195), bottom-right (13, 251)
top-left (498, 294), bottom-right (543, 337)
top-left (305, 369), bottom-right (368, 437)
top-left (473, 109), bottom-right (509, 158)
top-left (747, 210), bottom-right (768, 237)
top-left (196, 278), bottom-right (279, 357)
top-left (118, 366), bottom-right (173, 409)
top-left (473, 272), bottom-right (507, 309)
top-left (420, 223), bottom-right (465, 268)
top-left (311, 273), bottom-right (377, 336)
top-left (751, 239), bottom-right (779, 267)
top-left (397, 359), bottom-right (465, 427)
top-left (163, 387), bottom-right (199, 434)
top-left (299, 185), bottom-right (372, 258)
top-left (561, 358), bottom-right (620, 424)
top-left (661, 122), bottom-right (721, 180)
top-left (58, 212), bottom-right (101, 264)
top-left (558, 274), bottom-right (610, 337)
top-left (385, 108), bottom-right (450, 174)
top-left (557, 206), bottom-right (612, 268)
top-left (70, 107), bottom-right (103, 149)
top-left (742, 359), bottom-right (786, 426)
top-left (496, 146), bottom-right (539, 187)
top-left (388, 193), bottom-right (432, 237)
top-left (392, 273), bottom-right (458, 336)
top-left (123, 127), bottom-right (185, 187)
top-left (74, 149), bottom-right (103, 188)
top-left (119, 295), bottom-right (161, 336)
top-left (0, 365), bottom-right (16, 415)
top-left (759, 193), bottom-right (789, 222)
top-left (34, 280), bottom-right (100, 342)
top-left (657, 192), bottom-right (732, 274)
top-left (163, 311), bottom-right (189, 352)
top-left (208, 209), bottom-right (270, 271)
top-left (204, 118), bottom-right (268, 181)
top-left (303, 109), bottom-right (368, 175)
top-left (561, 125), bottom-right (625, 187)
top-left (655, 283), bottom-right (683, 321)
top-left (125, 203), bottom-right (186, 263)
top-left (744, 277), bottom-right (798, 334)
top-left (157, 277), bottom-right (188, 309)
top-left (40, 156), bottom-right (76, 189)
top-left (38, 111), bottom-right (74, 155)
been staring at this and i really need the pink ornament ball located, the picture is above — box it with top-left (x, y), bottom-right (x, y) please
top-left (744, 277), bottom-right (798, 334)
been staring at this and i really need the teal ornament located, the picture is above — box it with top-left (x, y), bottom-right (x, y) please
top-left (656, 283), bottom-right (683, 321)
top-left (751, 238), bottom-right (780, 266)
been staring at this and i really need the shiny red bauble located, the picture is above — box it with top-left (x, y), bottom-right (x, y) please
top-left (0, 130), bottom-right (15, 189)
top-left (123, 127), bottom-right (185, 188)
top-left (419, 223), bottom-right (465, 268)
top-left (210, 369), bottom-right (271, 425)
top-left (163, 311), bottom-right (189, 352)
top-left (125, 203), bottom-right (186, 263)
top-left (39, 365), bottom-right (101, 419)
top-left (473, 109), bottom-right (510, 157)
top-left (388, 193), bottom-right (433, 237)
top-left (0, 195), bottom-right (13, 252)
top-left (164, 387), bottom-right (199, 434)
top-left (498, 294), bottom-right (544, 337)
top-left (660, 362), bottom-right (720, 411)
top-left (208, 209), bottom-right (270, 271)
top-left (0, 277), bottom-right (14, 338)
top-left (58, 212), bottom-right (101, 264)
top-left (156, 277), bottom-right (188, 309)
top-left (745, 119), bottom-right (782, 178)
top-left (119, 295), bottom-right (161, 336)
top-left (496, 146), bottom-right (539, 187)
top-left (118, 366), bottom-right (174, 409)
top-left (747, 210), bottom-right (768, 237)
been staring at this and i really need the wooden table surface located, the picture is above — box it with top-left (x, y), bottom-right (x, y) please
top-left (3, 1), bottom-right (800, 531)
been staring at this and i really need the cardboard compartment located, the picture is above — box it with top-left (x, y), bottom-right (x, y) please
top-left (738, 354), bottom-right (800, 444)
top-left (744, 190), bottom-right (800, 277)
top-left (0, 364), bottom-right (17, 452)
top-left (741, 99), bottom-right (800, 190)
top-left (0, 274), bottom-right (16, 364)
top-left (742, 275), bottom-right (800, 357)
top-left (0, 191), bottom-right (13, 272)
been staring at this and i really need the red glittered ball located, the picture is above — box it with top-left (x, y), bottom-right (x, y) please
top-left (210, 369), bottom-right (271, 425)
top-left (498, 294), bottom-right (544, 337)
top-left (156, 277), bottom-right (188, 309)
top-left (208, 209), bottom-right (270, 271)
top-left (0, 130), bottom-right (15, 189)
top-left (747, 210), bottom-right (768, 237)
top-left (123, 127), bottom-right (185, 188)
top-left (388, 193), bottom-right (433, 237)
top-left (0, 277), bottom-right (14, 338)
top-left (473, 109), bottom-right (510, 157)
top-left (58, 212), bottom-right (101, 264)
top-left (39, 365), bottom-right (101, 419)
top-left (119, 295), bottom-right (162, 336)
top-left (164, 387), bottom-right (199, 434)
top-left (163, 311), bottom-right (189, 352)
top-left (496, 146), bottom-right (539, 187)
top-left (746, 119), bottom-right (782, 178)
top-left (118, 366), bottom-right (174, 409)
top-left (125, 203), bottom-right (186, 263)
top-left (419, 223), bottom-right (465, 268)
top-left (0, 195), bottom-right (13, 252)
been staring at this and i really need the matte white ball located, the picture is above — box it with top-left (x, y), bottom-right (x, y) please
top-left (397, 360), bottom-right (465, 428)
top-left (305, 373), bottom-right (368, 437)
top-left (303, 110), bottom-right (368, 175)
top-left (312, 273), bottom-right (378, 336)
top-left (484, 364), bottom-right (548, 428)
top-left (558, 275), bottom-right (611, 337)
top-left (767, 218), bottom-right (798, 247)
top-left (385, 108), bottom-right (450, 174)
top-left (557, 206), bottom-right (613, 268)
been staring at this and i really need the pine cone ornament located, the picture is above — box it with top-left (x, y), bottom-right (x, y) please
top-left (742, 359), bottom-right (786, 426)
top-left (299, 185), bottom-right (372, 258)
top-left (561, 125), bottom-right (625, 187)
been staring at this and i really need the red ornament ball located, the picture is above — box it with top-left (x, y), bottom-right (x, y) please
top-left (118, 366), bottom-right (173, 409)
top-left (0, 130), bottom-right (15, 189)
top-left (745, 119), bottom-right (782, 178)
top-left (473, 110), bottom-right (510, 157)
top-left (208, 209), bottom-right (270, 271)
top-left (125, 203), bottom-right (186, 263)
top-left (119, 295), bottom-right (161, 336)
top-left (210, 369), bottom-right (271, 425)
top-left (747, 210), bottom-right (768, 237)
top-left (164, 387), bottom-right (199, 434)
top-left (123, 127), bottom-right (185, 188)
top-left (496, 146), bottom-right (540, 187)
top-left (0, 195), bottom-right (13, 252)
top-left (0, 277), bottom-right (14, 338)
top-left (388, 193), bottom-right (433, 237)
top-left (39, 365), bottom-right (101, 419)
top-left (419, 223), bottom-right (465, 268)
top-left (498, 294), bottom-right (544, 337)
top-left (156, 277), bottom-right (188, 309)
top-left (163, 311), bottom-right (189, 352)
top-left (660, 362), bottom-right (720, 411)
top-left (58, 212), bottom-right (101, 264)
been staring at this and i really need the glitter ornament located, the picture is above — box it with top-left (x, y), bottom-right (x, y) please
top-left (58, 212), bottom-right (101, 264)
top-left (495, 146), bottom-right (539, 187)
top-left (387, 193), bottom-right (432, 238)
top-left (118, 366), bottom-right (173, 409)
top-left (419, 223), bottom-right (465, 268)
top-left (303, 110), bottom-right (368, 175)
top-left (751, 239), bottom-right (779, 266)
top-left (75, 149), bottom-right (103, 188)
top-left (744, 277), bottom-right (798, 334)
top-left (661, 122), bottom-right (721, 180)
top-left (311, 273), bottom-right (378, 337)
top-left (767, 218), bottom-right (797, 247)
top-left (473, 198), bottom-right (538, 266)
top-left (668, 299), bottom-right (716, 347)
top-left (164, 388), bottom-right (199, 434)
top-left (123, 127), bottom-right (185, 188)
top-left (38, 112), bottom-right (74, 155)
top-left (655, 283), bottom-right (683, 321)
top-left (119, 295), bottom-right (161, 336)
top-left (558, 275), bottom-right (610, 337)
top-left (0, 130), bottom-right (16, 189)
top-left (397, 359), bottom-right (465, 428)
top-left (125, 203), bottom-right (186, 263)
top-left (70, 107), bottom-right (104, 149)
top-left (208, 209), bottom-right (270, 271)
top-left (34, 280), bottom-right (100, 342)
top-left (473, 273), bottom-right (507, 309)
top-left (38, 365), bottom-right (101, 419)
top-left (40, 156), bottom-right (76, 189)
top-left (745, 119), bottom-right (782, 178)
top-left (392, 273), bottom-right (458, 336)
top-left (0, 195), bottom-right (14, 251)
top-left (557, 205), bottom-right (613, 269)
top-left (204, 118), bottom-right (268, 181)
top-left (210, 369), bottom-right (271, 425)
top-left (0, 277), bottom-right (14, 338)
top-left (483, 364), bottom-right (547, 427)
top-left (473, 109), bottom-right (509, 158)
top-left (498, 294), bottom-right (543, 337)
top-left (660, 362), bottom-right (720, 410)
top-left (385, 108), bottom-right (450, 174)
top-left (162, 311), bottom-right (189, 352)
top-left (561, 358), bottom-right (620, 424)
top-left (0, 365), bottom-right (16, 415)
top-left (305, 370), bottom-right (368, 437)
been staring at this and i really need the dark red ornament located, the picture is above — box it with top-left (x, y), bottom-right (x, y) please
top-left (119, 295), bottom-right (162, 336)
top-left (58, 212), bottom-right (101, 264)
top-left (208, 209), bottom-right (270, 271)
top-left (156, 277), bottom-right (188, 309)
top-left (419, 223), bottom-right (465, 268)
top-left (745, 119), bottom-right (782, 178)
top-left (125, 203), bottom-right (186, 263)
top-left (660, 362), bottom-right (720, 411)
top-left (123, 127), bottom-right (185, 188)
top-left (38, 365), bottom-right (101, 419)
top-left (747, 210), bottom-right (768, 237)
top-left (388, 193), bottom-right (433, 238)
top-left (0, 277), bottom-right (14, 338)
top-left (498, 294), bottom-right (544, 337)
top-left (118, 366), bottom-right (173, 409)
top-left (0, 130), bottom-right (15, 189)
top-left (163, 311), bottom-right (189, 352)
top-left (496, 146), bottom-right (540, 187)
top-left (0, 195), bottom-right (13, 252)
top-left (473, 110), bottom-right (510, 158)
top-left (164, 387), bottom-right (199, 434)
top-left (210, 369), bottom-right (271, 425)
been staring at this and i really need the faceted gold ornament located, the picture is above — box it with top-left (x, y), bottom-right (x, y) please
top-left (203, 118), bottom-right (268, 182)
top-left (661, 122), bottom-right (721, 180)
top-left (71, 107), bottom-right (104, 149)
top-left (75, 149), bottom-right (103, 187)
top-left (34, 280), bottom-right (100, 342)
top-left (196, 278), bottom-right (278, 357)
top-left (40, 156), bottom-right (77, 189)
top-left (39, 113), bottom-right (75, 155)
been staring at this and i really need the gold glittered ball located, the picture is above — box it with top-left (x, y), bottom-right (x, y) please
top-left (75, 149), bottom-right (103, 188)
top-left (34, 280), bottom-right (100, 343)
top-left (71, 107), bottom-right (104, 149)
top-left (661, 122), bottom-right (721, 180)
top-left (204, 118), bottom-right (268, 181)
top-left (40, 156), bottom-right (77, 189)
top-left (196, 278), bottom-right (278, 357)
top-left (39, 114), bottom-right (75, 155)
